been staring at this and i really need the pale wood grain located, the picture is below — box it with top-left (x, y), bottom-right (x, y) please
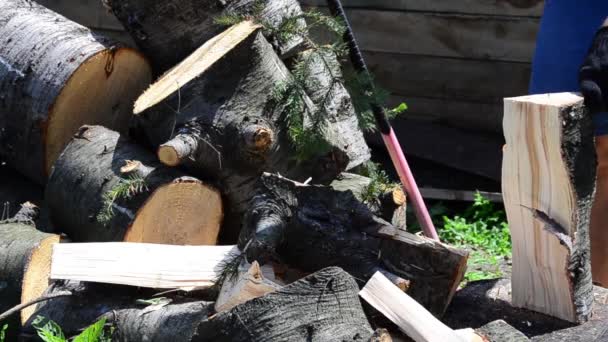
top-left (360, 272), bottom-right (466, 342)
top-left (50, 243), bottom-right (240, 290)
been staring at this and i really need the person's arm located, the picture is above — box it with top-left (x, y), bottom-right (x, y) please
top-left (580, 17), bottom-right (608, 113)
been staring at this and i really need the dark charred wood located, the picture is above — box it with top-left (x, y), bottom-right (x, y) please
top-left (106, 0), bottom-right (304, 74)
top-left (239, 173), bottom-right (468, 316)
top-left (192, 267), bottom-right (374, 341)
top-left (24, 280), bottom-right (213, 342)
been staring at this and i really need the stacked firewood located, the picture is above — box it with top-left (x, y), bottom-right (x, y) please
top-left (0, 0), bottom-right (474, 340)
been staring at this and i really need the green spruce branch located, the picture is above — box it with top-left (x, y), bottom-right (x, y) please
top-left (358, 162), bottom-right (399, 204)
top-left (97, 175), bottom-right (148, 224)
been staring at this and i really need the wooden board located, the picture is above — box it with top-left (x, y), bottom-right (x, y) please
top-left (307, 7), bottom-right (540, 62)
top-left (366, 51), bottom-right (532, 103)
top-left (502, 93), bottom-right (596, 323)
top-left (360, 272), bottom-right (466, 342)
top-left (50, 243), bottom-right (240, 290)
top-left (301, 0), bottom-right (544, 17)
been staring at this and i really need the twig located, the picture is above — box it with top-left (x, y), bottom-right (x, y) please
top-left (0, 291), bottom-right (72, 323)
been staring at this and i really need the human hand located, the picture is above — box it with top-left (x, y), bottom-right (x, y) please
top-left (580, 24), bottom-right (608, 114)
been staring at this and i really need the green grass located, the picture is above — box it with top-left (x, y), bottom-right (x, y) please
top-left (32, 316), bottom-right (112, 342)
top-left (441, 193), bottom-right (511, 284)
top-left (408, 193), bottom-right (511, 284)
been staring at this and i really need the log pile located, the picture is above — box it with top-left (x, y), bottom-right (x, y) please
top-left (2, 0), bottom-right (596, 341)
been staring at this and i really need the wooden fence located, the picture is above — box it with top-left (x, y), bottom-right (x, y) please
top-left (35, 0), bottom-right (545, 180)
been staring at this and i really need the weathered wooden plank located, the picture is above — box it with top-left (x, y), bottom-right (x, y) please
top-left (35, 0), bottom-right (123, 30)
top-left (301, 0), bottom-right (544, 17)
top-left (366, 51), bottom-right (532, 103)
top-left (309, 8), bottom-right (539, 62)
top-left (386, 95), bottom-right (504, 134)
top-left (369, 119), bottom-right (503, 181)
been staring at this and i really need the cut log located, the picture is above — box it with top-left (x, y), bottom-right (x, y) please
top-left (50, 243), bottom-right (239, 290)
top-left (0, 0), bottom-right (151, 184)
top-left (240, 173), bottom-right (468, 316)
top-left (331, 172), bottom-right (407, 229)
top-left (0, 218), bottom-right (60, 326)
top-left (136, 24), bottom-right (368, 242)
top-left (214, 261), bottom-right (281, 313)
top-left (46, 126), bottom-right (223, 244)
top-left (192, 267), bottom-right (374, 341)
top-left (477, 320), bottom-right (529, 342)
top-left (24, 280), bottom-right (214, 342)
top-left (106, 0), bottom-right (304, 73)
top-left (502, 93), bottom-right (596, 323)
top-left (360, 272), bottom-right (466, 342)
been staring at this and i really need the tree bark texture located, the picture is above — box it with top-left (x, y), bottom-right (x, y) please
top-left (239, 173), bottom-right (468, 316)
top-left (140, 30), bottom-right (367, 242)
top-left (0, 0), bottom-right (151, 183)
top-left (0, 220), bottom-right (60, 329)
top-left (106, 0), bottom-right (304, 74)
top-left (330, 172), bottom-right (406, 230)
top-left (295, 49), bottom-right (371, 170)
top-left (24, 280), bottom-right (214, 342)
top-left (46, 125), bottom-right (223, 244)
top-left (192, 267), bottom-right (374, 341)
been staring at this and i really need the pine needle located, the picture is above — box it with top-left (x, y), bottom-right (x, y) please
top-left (96, 175), bottom-right (148, 224)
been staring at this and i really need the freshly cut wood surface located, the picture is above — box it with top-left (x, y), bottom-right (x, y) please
top-left (503, 93), bottom-right (596, 323)
top-left (214, 261), bottom-right (281, 313)
top-left (0, 220), bottom-right (60, 325)
top-left (0, 0), bottom-right (151, 183)
top-left (360, 272), bottom-right (466, 342)
top-left (46, 126), bottom-right (223, 245)
top-left (134, 21), bottom-right (262, 115)
top-left (301, 0), bottom-right (544, 16)
top-left (50, 243), bottom-right (240, 289)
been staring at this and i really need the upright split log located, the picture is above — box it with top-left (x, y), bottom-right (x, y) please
top-left (106, 0), bottom-right (304, 73)
top-left (0, 0), bottom-right (151, 183)
top-left (136, 23), bottom-right (369, 241)
top-left (503, 93), bottom-right (596, 323)
top-left (25, 280), bottom-right (214, 342)
top-left (192, 267), bottom-right (374, 341)
top-left (240, 173), bottom-right (468, 316)
top-left (46, 126), bottom-right (223, 244)
top-left (0, 209), bottom-right (60, 326)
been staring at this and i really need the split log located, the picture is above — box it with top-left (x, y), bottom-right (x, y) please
top-left (135, 23), bottom-right (369, 241)
top-left (0, 0), bottom-right (151, 183)
top-left (331, 172), bottom-right (407, 229)
top-left (360, 272), bottom-right (466, 342)
top-left (24, 280), bottom-right (214, 342)
top-left (214, 261), bottom-right (281, 313)
top-left (50, 243), bottom-right (239, 290)
top-left (106, 0), bottom-right (304, 73)
top-left (240, 173), bottom-right (468, 316)
top-left (0, 213), bottom-right (60, 326)
top-left (503, 93), bottom-right (596, 323)
top-left (192, 267), bottom-right (375, 341)
top-left (46, 126), bottom-right (223, 244)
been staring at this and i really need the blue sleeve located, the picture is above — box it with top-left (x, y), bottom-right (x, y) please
top-left (529, 0), bottom-right (608, 94)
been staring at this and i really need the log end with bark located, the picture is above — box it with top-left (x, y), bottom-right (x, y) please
top-left (0, 216), bottom-right (60, 325)
top-left (0, 0), bottom-right (152, 183)
top-left (240, 173), bottom-right (468, 317)
top-left (503, 93), bottom-right (596, 323)
top-left (46, 126), bottom-right (223, 245)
